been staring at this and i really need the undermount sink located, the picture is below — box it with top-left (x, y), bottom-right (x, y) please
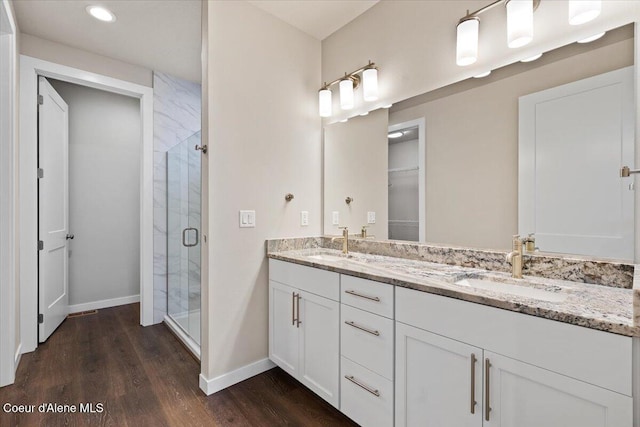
top-left (455, 278), bottom-right (567, 303)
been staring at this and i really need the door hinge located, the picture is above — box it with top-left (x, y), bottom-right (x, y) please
top-left (37, 168), bottom-right (44, 179)
top-left (37, 94), bottom-right (43, 105)
top-left (38, 313), bottom-right (43, 324)
top-left (38, 240), bottom-right (43, 251)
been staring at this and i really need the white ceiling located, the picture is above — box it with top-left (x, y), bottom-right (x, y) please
top-left (13, 0), bottom-right (380, 84)
top-left (13, 0), bottom-right (202, 83)
top-left (245, 0), bottom-right (379, 40)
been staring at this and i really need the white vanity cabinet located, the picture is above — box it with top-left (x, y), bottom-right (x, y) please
top-left (268, 259), bottom-right (340, 408)
top-left (395, 287), bottom-right (634, 427)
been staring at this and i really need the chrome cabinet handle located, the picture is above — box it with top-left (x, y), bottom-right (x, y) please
top-left (485, 358), bottom-right (491, 421)
top-left (470, 353), bottom-right (477, 414)
top-left (344, 289), bottom-right (380, 302)
top-left (344, 320), bottom-right (380, 336)
top-left (296, 294), bottom-right (302, 328)
top-left (291, 292), bottom-right (296, 326)
top-left (65, 234), bottom-right (74, 240)
top-left (182, 228), bottom-right (199, 247)
top-left (344, 375), bottom-right (380, 397)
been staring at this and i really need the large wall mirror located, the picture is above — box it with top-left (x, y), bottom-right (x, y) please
top-left (323, 23), bottom-right (635, 262)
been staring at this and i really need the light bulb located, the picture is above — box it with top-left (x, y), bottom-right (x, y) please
top-left (456, 17), bottom-right (479, 66)
top-left (507, 0), bottom-right (533, 49)
top-left (362, 68), bottom-right (378, 102)
top-left (318, 88), bottom-right (332, 117)
top-left (340, 79), bottom-right (354, 110)
top-left (569, 0), bottom-right (601, 25)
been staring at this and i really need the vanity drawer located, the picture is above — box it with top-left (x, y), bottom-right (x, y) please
top-left (340, 275), bottom-right (393, 318)
top-left (269, 259), bottom-right (339, 301)
top-left (341, 356), bottom-right (393, 427)
top-left (341, 304), bottom-right (394, 380)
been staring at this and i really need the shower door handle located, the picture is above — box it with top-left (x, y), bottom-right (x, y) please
top-left (182, 228), bottom-right (199, 247)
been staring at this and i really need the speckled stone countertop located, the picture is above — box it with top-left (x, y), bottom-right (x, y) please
top-left (268, 248), bottom-right (639, 337)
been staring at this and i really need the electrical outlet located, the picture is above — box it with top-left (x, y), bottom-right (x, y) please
top-left (367, 211), bottom-right (376, 224)
top-left (239, 210), bottom-right (256, 228)
top-left (332, 211), bottom-right (340, 225)
top-left (300, 211), bottom-right (309, 226)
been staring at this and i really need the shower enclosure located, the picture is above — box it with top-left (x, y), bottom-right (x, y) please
top-left (166, 131), bottom-right (201, 357)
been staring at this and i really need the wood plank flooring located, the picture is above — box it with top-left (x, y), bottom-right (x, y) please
top-left (0, 304), bottom-right (358, 427)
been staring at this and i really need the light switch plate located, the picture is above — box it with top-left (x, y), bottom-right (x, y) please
top-left (300, 211), bottom-right (309, 226)
top-left (239, 210), bottom-right (256, 228)
top-left (367, 211), bottom-right (376, 224)
top-left (332, 211), bottom-right (340, 226)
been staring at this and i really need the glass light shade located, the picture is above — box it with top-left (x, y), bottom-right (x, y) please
top-left (339, 79), bottom-right (354, 110)
top-left (318, 89), bottom-right (332, 117)
top-left (456, 17), bottom-right (479, 66)
top-left (569, 0), bottom-right (601, 25)
top-left (362, 68), bottom-right (379, 102)
top-left (506, 0), bottom-right (533, 48)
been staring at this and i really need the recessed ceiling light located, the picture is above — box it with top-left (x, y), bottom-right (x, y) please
top-left (473, 71), bottom-right (491, 78)
top-left (388, 132), bottom-right (403, 139)
top-left (86, 5), bottom-right (116, 23)
top-left (521, 53), bottom-right (543, 63)
top-left (578, 32), bottom-right (606, 43)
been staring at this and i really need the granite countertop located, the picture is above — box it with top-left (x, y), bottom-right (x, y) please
top-left (268, 248), bottom-right (639, 337)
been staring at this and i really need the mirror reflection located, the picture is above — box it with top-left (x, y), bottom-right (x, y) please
top-left (323, 24), bottom-right (635, 261)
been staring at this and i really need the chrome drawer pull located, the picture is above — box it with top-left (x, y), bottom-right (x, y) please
top-left (345, 289), bottom-right (380, 302)
top-left (485, 358), bottom-right (491, 421)
top-left (470, 353), bottom-right (477, 414)
top-left (344, 320), bottom-right (380, 336)
top-left (345, 375), bottom-right (380, 397)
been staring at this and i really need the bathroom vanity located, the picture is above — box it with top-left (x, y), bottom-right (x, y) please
top-left (267, 238), bottom-right (638, 427)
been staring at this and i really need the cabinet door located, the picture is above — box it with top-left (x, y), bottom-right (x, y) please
top-left (396, 322), bottom-right (483, 427)
top-left (298, 290), bottom-right (340, 408)
top-left (484, 351), bottom-right (632, 427)
top-left (268, 280), bottom-right (299, 377)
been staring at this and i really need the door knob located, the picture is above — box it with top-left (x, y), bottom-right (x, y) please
top-left (66, 234), bottom-right (74, 240)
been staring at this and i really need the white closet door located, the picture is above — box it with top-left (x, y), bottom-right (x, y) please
top-left (38, 76), bottom-right (69, 342)
top-left (519, 67), bottom-right (634, 260)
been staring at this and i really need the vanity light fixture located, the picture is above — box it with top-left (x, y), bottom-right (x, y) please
top-left (339, 77), bottom-right (355, 110)
top-left (577, 31), bottom-right (605, 43)
top-left (360, 112), bottom-right (369, 116)
top-left (457, 16), bottom-right (480, 66)
top-left (382, 104), bottom-right (393, 109)
top-left (86, 5), bottom-right (116, 22)
top-left (455, 0), bottom-right (540, 66)
top-left (473, 70), bottom-right (492, 78)
top-left (318, 86), bottom-right (332, 117)
top-left (388, 131), bottom-right (403, 139)
top-left (506, 0), bottom-right (534, 48)
top-left (340, 119), bottom-right (349, 123)
top-left (520, 53), bottom-right (542, 62)
top-left (568, 0), bottom-right (601, 26)
top-left (317, 61), bottom-right (379, 117)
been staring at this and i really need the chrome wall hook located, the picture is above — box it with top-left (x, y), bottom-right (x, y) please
top-left (195, 144), bottom-right (207, 154)
top-left (345, 196), bottom-right (354, 205)
top-left (285, 193), bottom-right (294, 202)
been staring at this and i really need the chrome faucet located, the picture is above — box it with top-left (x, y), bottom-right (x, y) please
top-left (506, 235), bottom-right (523, 279)
top-left (331, 226), bottom-right (349, 254)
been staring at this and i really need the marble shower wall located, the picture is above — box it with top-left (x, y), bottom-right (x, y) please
top-left (153, 71), bottom-right (201, 324)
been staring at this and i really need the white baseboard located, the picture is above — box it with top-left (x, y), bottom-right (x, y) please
top-left (68, 294), bottom-right (140, 313)
top-left (199, 358), bottom-right (276, 395)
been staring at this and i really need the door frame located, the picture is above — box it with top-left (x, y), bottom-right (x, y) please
top-left (19, 55), bottom-right (154, 353)
top-left (0, 0), bottom-right (18, 388)
top-left (388, 118), bottom-right (426, 242)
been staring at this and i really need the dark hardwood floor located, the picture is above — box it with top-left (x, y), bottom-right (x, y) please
top-left (0, 304), bottom-right (358, 427)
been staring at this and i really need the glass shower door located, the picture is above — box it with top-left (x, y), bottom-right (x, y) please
top-left (167, 131), bottom-right (201, 346)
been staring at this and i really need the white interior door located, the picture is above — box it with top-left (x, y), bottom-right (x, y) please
top-left (519, 67), bottom-right (634, 260)
top-left (38, 76), bottom-right (69, 342)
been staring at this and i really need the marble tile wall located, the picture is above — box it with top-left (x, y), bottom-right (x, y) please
top-left (153, 72), bottom-right (201, 324)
